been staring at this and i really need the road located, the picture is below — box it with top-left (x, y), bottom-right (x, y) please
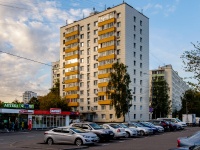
top-left (0, 127), bottom-right (199, 150)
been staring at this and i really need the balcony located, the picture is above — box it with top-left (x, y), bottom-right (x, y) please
top-left (65, 39), bottom-right (79, 46)
top-left (65, 70), bottom-right (79, 76)
top-left (98, 27), bottom-right (116, 36)
top-left (65, 62), bottom-right (79, 68)
top-left (98, 82), bottom-right (108, 87)
top-left (65, 30), bottom-right (79, 38)
top-left (98, 100), bottom-right (112, 105)
top-left (65, 46), bottom-right (79, 53)
top-left (65, 78), bottom-right (79, 84)
top-left (66, 94), bottom-right (79, 99)
top-left (98, 18), bottom-right (116, 27)
top-left (65, 54), bottom-right (79, 61)
top-left (98, 54), bottom-right (116, 62)
top-left (98, 91), bottom-right (106, 96)
top-left (98, 45), bottom-right (115, 53)
top-left (65, 86), bottom-right (79, 92)
top-left (68, 102), bottom-right (79, 107)
top-left (98, 73), bottom-right (110, 79)
top-left (98, 64), bottom-right (113, 70)
top-left (98, 36), bottom-right (115, 44)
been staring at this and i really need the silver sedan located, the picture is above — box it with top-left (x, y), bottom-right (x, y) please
top-left (44, 126), bottom-right (99, 146)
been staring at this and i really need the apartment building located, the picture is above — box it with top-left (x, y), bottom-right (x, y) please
top-left (60, 2), bottom-right (149, 122)
top-left (149, 65), bottom-right (190, 116)
top-left (22, 91), bottom-right (37, 103)
top-left (52, 61), bottom-right (60, 88)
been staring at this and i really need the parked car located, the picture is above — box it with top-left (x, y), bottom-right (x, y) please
top-left (149, 120), bottom-right (170, 131)
top-left (144, 122), bottom-right (164, 133)
top-left (169, 145), bottom-right (200, 150)
top-left (44, 126), bottom-right (99, 146)
top-left (102, 123), bottom-right (126, 139)
top-left (157, 118), bottom-right (187, 127)
top-left (138, 122), bottom-right (159, 134)
top-left (177, 131), bottom-right (200, 147)
top-left (124, 122), bottom-right (153, 136)
top-left (117, 123), bottom-right (139, 138)
top-left (70, 122), bottom-right (114, 141)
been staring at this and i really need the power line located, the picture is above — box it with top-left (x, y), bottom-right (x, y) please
top-left (0, 50), bottom-right (52, 67)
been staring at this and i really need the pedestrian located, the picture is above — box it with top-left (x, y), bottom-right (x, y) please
top-left (21, 122), bottom-right (24, 130)
top-left (12, 122), bottom-right (15, 131)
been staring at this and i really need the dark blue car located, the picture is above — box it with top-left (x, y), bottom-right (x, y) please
top-left (138, 122), bottom-right (159, 134)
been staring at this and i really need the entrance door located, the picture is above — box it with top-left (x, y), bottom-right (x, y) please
top-left (56, 116), bottom-right (60, 127)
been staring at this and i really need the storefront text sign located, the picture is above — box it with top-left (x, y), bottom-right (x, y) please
top-left (3, 103), bottom-right (34, 109)
top-left (19, 109), bottom-right (34, 114)
top-left (50, 108), bottom-right (61, 114)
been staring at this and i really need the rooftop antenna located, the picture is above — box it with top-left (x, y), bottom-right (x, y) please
top-left (105, 4), bottom-right (106, 10)
top-left (141, 9), bottom-right (143, 14)
top-left (83, 13), bottom-right (85, 19)
top-left (123, 0), bottom-right (125, 3)
top-left (66, 20), bottom-right (68, 25)
top-left (93, 7), bottom-right (95, 12)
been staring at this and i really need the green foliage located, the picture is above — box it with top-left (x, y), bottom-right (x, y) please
top-left (28, 97), bottom-right (40, 109)
top-left (181, 42), bottom-right (200, 91)
top-left (151, 77), bottom-right (170, 118)
top-left (107, 62), bottom-right (132, 119)
top-left (39, 81), bottom-right (71, 111)
top-left (0, 100), bottom-right (3, 108)
top-left (179, 89), bottom-right (200, 116)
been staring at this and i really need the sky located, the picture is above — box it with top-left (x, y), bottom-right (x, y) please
top-left (0, 0), bottom-right (199, 103)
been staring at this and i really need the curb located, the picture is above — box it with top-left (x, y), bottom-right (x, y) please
top-left (62, 146), bottom-right (89, 150)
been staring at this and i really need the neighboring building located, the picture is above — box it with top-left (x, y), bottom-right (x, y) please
top-left (60, 2), bottom-right (149, 122)
top-left (149, 65), bottom-right (190, 117)
top-left (52, 61), bottom-right (60, 87)
top-left (23, 91), bottom-right (37, 103)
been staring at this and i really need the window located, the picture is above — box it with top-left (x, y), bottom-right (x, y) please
top-left (80, 74), bottom-right (84, 79)
top-left (117, 31), bottom-right (121, 36)
top-left (117, 40), bottom-right (120, 46)
top-left (80, 66), bottom-right (84, 71)
top-left (134, 105), bottom-right (136, 110)
top-left (80, 50), bottom-right (84, 55)
top-left (140, 63), bottom-right (142, 68)
top-left (117, 49), bottom-right (120, 55)
top-left (80, 34), bottom-right (84, 39)
top-left (94, 97), bottom-right (98, 102)
top-left (94, 106), bottom-right (98, 110)
top-left (134, 69), bottom-right (136, 75)
top-left (87, 24), bottom-right (90, 30)
top-left (139, 54), bottom-right (142, 60)
top-left (140, 105), bottom-right (142, 110)
top-left (94, 89), bottom-right (98, 94)
top-left (140, 46), bottom-right (142, 51)
top-left (94, 21), bottom-right (98, 26)
top-left (134, 16), bottom-right (136, 22)
top-left (80, 90), bottom-right (84, 95)
top-left (140, 88), bottom-right (142, 93)
top-left (101, 114), bottom-right (106, 119)
top-left (140, 29), bottom-right (142, 34)
top-left (133, 52), bottom-right (136, 57)
top-left (87, 40), bottom-right (90, 47)
top-left (134, 61), bottom-right (136, 66)
top-left (94, 46), bottom-right (98, 52)
top-left (80, 98), bottom-right (84, 102)
top-left (63, 40), bottom-right (65, 44)
top-left (80, 42), bottom-right (84, 47)
top-left (117, 22), bottom-right (121, 27)
top-left (80, 26), bottom-right (84, 31)
top-left (94, 38), bottom-right (98, 43)
top-left (110, 114), bottom-right (113, 119)
top-left (117, 13), bottom-right (121, 18)
top-left (134, 25), bottom-right (136, 31)
top-left (134, 114), bottom-right (136, 119)
top-left (140, 80), bottom-right (142, 85)
top-left (94, 80), bottom-right (98, 85)
top-left (134, 34), bottom-right (136, 40)
top-left (80, 58), bottom-right (84, 63)
top-left (101, 105), bottom-right (106, 110)
top-left (63, 47), bottom-right (65, 52)
top-left (140, 97), bottom-right (143, 102)
top-left (94, 30), bottom-right (98, 35)
top-left (134, 96), bottom-right (136, 102)
top-left (140, 20), bottom-right (142, 26)
top-left (134, 43), bottom-right (136, 48)
top-left (94, 72), bottom-right (98, 77)
top-left (109, 105), bottom-right (113, 110)
top-left (94, 55), bottom-right (98, 60)
top-left (80, 82), bottom-right (84, 87)
top-left (94, 63), bottom-right (98, 68)
top-left (80, 106), bottom-right (84, 111)
top-left (140, 114), bottom-right (142, 119)
top-left (134, 78), bottom-right (136, 83)
top-left (140, 37), bottom-right (142, 42)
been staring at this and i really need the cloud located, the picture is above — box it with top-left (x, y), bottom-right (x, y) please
top-left (0, 0), bottom-right (91, 102)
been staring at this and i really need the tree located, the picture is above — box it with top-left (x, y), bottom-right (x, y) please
top-left (107, 62), bottom-right (132, 121)
top-left (0, 100), bottom-right (3, 108)
top-left (39, 81), bottom-right (71, 111)
top-left (28, 97), bottom-right (40, 109)
top-left (179, 89), bottom-right (200, 116)
top-left (181, 42), bottom-right (200, 91)
top-left (151, 77), bottom-right (170, 119)
top-left (12, 99), bottom-right (24, 104)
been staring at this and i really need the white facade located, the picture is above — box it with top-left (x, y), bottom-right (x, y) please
top-left (22, 91), bottom-right (37, 103)
top-left (60, 3), bottom-right (149, 122)
top-left (150, 65), bottom-right (190, 115)
top-left (52, 61), bottom-right (60, 87)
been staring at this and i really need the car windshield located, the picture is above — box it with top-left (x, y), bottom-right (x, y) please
top-left (175, 118), bottom-right (182, 122)
top-left (118, 124), bottom-right (128, 128)
top-left (109, 124), bottom-right (120, 129)
top-left (70, 127), bottom-right (88, 133)
top-left (89, 123), bottom-right (103, 129)
top-left (134, 123), bottom-right (143, 127)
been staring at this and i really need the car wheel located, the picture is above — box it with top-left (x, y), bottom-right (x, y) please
top-left (47, 138), bottom-right (54, 145)
top-left (75, 138), bottom-right (83, 146)
top-left (140, 130), bottom-right (145, 136)
top-left (125, 132), bottom-right (130, 138)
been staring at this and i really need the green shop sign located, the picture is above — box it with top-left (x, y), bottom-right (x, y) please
top-left (3, 103), bottom-right (34, 109)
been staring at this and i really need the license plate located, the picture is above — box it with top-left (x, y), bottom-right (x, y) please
top-left (110, 133), bottom-right (114, 135)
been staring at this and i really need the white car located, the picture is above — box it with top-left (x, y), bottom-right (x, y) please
top-left (44, 126), bottom-right (99, 146)
top-left (124, 122), bottom-right (153, 136)
top-left (117, 123), bottom-right (139, 138)
top-left (102, 123), bottom-right (126, 139)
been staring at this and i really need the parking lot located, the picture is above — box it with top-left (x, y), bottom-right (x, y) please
top-left (0, 127), bottom-right (199, 150)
